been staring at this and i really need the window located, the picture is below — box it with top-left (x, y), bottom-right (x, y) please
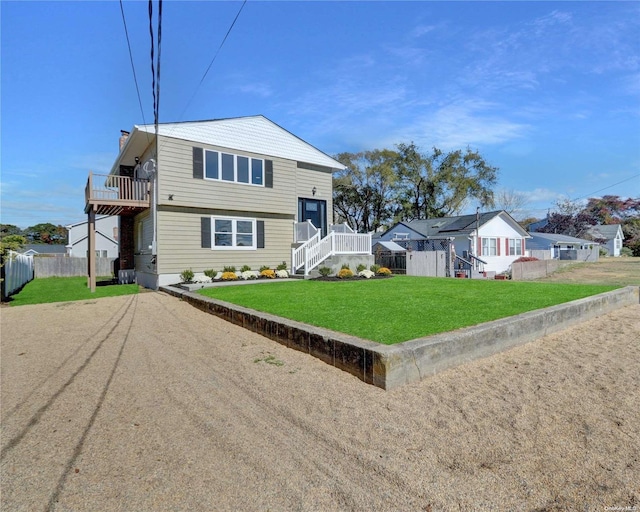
top-left (212, 216), bottom-right (256, 250)
top-left (95, 250), bottom-right (107, 258)
top-left (482, 237), bottom-right (497, 256)
top-left (509, 238), bottom-right (523, 256)
top-left (205, 150), bottom-right (264, 186)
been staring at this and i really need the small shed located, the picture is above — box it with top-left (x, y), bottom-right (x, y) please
top-left (373, 241), bottom-right (406, 274)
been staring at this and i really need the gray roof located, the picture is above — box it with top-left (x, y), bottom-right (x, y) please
top-left (528, 232), bottom-right (599, 250)
top-left (586, 224), bottom-right (622, 241)
top-left (21, 244), bottom-right (67, 254)
top-left (401, 210), bottom-right (528, 238)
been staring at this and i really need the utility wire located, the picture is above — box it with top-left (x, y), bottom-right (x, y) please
top-left (118, 0), bottom-right (149, 140)
top-left (570, 173), bottom-right (640, 203)
top-left (149, 0), bottom-right (156, 128)
top-left (176, 0), bottom-right (247, 122)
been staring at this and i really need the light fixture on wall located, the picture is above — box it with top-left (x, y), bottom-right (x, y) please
top-left (312, 186), bottom-right (317, 196)
top-left (168, 194), bottom-right (174, 201)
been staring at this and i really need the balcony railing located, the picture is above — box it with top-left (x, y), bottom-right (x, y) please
top-left (85, 172), bottom-right (150, 215)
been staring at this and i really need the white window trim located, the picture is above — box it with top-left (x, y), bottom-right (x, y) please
top-left (482, 237), bottom-right (497, 257)
top-left (508, 238), bottom-right (523, 256)
top-left (204, 150), bottom-right (265, 187)
top-left (212, 216), bottom-right (257, 250)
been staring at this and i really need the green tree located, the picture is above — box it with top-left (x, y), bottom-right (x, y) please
top-left (334, 149), bottom-right (398, 232)
top-left (23, 223), bottom-right (67, 244)
top-left (1, 224), bottom-right (23, 237)
top-left (394, 143), bottom-right (498, 220)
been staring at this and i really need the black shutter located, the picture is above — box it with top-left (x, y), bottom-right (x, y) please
top-left (265, 160), bottom-right (273, 188)
top-left (257, 221), bottom-right (265, 249)
top-left (193, 147), bottom-right (204, 179)
top-left (201, 217), bottom-right (211, 248)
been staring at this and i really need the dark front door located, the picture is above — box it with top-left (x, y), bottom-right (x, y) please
top-left (298, 198), bottom-right (327, 238)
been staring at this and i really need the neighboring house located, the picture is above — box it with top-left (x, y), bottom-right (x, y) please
top-left (586, 224), bottom-right (624, 257)
top-left (84, 115), bottom-right (371, 290)
top-left (20, 244), bottom-right (67, 257)
top-left (528, 232), bottom-right (599, 261)
top-left (66, 216), bottom-right (119, 258)
top-left (377, 210), bottom-right (531, 275)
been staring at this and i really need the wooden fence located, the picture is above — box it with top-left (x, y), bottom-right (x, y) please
top-left (35, 257), bottom-right (115, 278)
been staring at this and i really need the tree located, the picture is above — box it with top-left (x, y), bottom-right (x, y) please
top-left (1, 224), bottom-right (23, 237)
top-left (394, 143), bottom-right (497, 220)
top-left (23, 223), bottom-right (67, 244)
top-left (333, 149), bottom-right (398, 232)
top-left (537, 198), bottom-right (595, 237)
top-left (494, 188), bottom-right (529, 216)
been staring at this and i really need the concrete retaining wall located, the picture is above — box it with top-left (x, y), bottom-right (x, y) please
top-left (160, 285), bottom-right (639, 390)
top-left (511, 259), bottom-right (577, 281)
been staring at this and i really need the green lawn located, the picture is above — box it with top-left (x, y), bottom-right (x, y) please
top-left (8, 277), bottom-right (139, 306)
top-left (198, 276), bottom-right (618, 344)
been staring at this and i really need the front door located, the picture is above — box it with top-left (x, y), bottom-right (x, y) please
top-left (298, 198), bottom-right (327, 238)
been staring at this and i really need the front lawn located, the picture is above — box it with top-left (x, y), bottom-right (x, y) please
top-left (8, 277), bottom-right (139, 306)
top-left (198, 276), bottom-right (618, 344)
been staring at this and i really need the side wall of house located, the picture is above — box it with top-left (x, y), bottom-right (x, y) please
top-left (144, 135), bottom-right (332, 286)
top-left (477, 217), bottom-right (528, 273)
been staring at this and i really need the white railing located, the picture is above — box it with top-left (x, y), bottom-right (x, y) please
top-left (2, 250), bottom-right (34, 297)
top-left (330, 222), bottom-right (354, 234)
top-left (294, 220), bottom-right (319, 242)
top-left (291, 231), bottom-right (372, 275)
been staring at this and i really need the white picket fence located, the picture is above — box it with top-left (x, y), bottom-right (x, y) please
top-left (2, 250), bottom-right (34, 297)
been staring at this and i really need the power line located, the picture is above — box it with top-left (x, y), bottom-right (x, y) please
top-left (119, 0), bottom-right (148, 129)
top-left (570, 173), bottom-right (640, 203)
top-left (176, 0), bottom-right (247, 121)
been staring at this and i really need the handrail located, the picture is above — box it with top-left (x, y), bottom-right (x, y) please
top-left (86, 172), bottom-right (150, 203)
top-left (292, 231), bottom-right (372, 276)
top-left (294, 220), bottom-right (318, 242)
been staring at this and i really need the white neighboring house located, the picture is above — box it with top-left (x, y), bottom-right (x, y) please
top-left (527, 232), bottom-right (599, 260)
top-left (586, 224), bottom-right (624, 257)
top-left (377, 210), bottom-right (531, 274)
top-left (66, 216), bottom-right (119, 258)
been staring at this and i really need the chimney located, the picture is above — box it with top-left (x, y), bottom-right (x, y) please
top-left (119, 130), bottom-right (130, 151)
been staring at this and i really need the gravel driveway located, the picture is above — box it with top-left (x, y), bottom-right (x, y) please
top-left (2, 292), bottom-right (639, 511)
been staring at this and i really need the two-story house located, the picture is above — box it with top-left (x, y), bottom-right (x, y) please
top-left (84, 115), bottom-right (371, 290)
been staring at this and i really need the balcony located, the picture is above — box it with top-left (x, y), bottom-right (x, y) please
top-left (85, 172), bottom-right (150, 216)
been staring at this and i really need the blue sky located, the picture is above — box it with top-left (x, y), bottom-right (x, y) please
top-left (2, 1), bottom-right (639, 229)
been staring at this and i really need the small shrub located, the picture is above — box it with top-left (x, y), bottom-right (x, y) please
top-left (240, 264), bottom-right (251, 272)
top-left (358, 269), bottom-right (375, 279)
top-left (512, 256), bottom-right (539, 263)
top-left (203, 269), bottom-right (217, 279)
top-left (356, 263), bottom-right (367, 273)
top-left (318, 266), bottom-right (332, 277)
top-left (241, 270), bottom-right (257, 280)
top-left (180, 268), bottom-right (194, 283)
top-left (370, 264), bottom-right (381, 273)
top-left (337, 268), bottom-right (354, 279)
top-left (221, 271), bottom-right (238, 281)
top-left (620, 247), bottom-right (633, 257)
top-left (276, 269), bottom-right (289, 278)
top-left (260, 269), bottom-right (276, 279)
top-left (223, 265), bottom-right (236, 273)
top-left (259, 265), bottom-right (271, 272)
top-left (340, 263), bottom-right (350, 270)
top-left (193, 275), bottom-right (212, 283)
top-left (276, 261), bottom-right (288, 271)
top-left (377, 267), bottom-right (392, 276)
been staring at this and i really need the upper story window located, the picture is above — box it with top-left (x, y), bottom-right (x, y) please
top-left (508, 238), bottom-right (523, 256)
top-left (205, 150), bottom-right (264, 186)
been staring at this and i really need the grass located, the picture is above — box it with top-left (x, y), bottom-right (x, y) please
top-left (198, 276), bottom-right (618, 344)
top-left (8, 276), bottom-right (139, 306)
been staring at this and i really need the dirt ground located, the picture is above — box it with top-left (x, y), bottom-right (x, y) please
top-left (1, 265), bottom-right (639, 511)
